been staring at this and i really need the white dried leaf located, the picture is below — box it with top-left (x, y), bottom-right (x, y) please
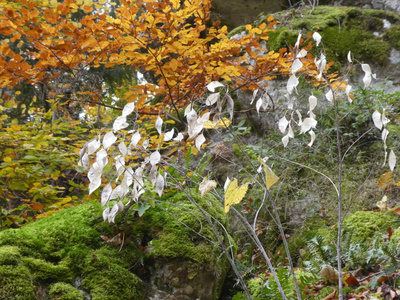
top-left (96, 149), bottom-right (108, 169)
top-left (101, 184), bottom-right (113, 206)
top-left (79, 152), bottom-right (89, 169)
top-left (123, 167), bottom-right (133, 187)
top-left (186, 109), bottom-right (197, 128)
top-left (389, 150), bottom-right (396, 171)
top-left (89, 177), bottom-right (101, 195)
top-left (87, 136), bottom-right (101, 155)
top-left (103, 206), bottom-right (110, 222)
top-left (88, 162), bottom-right (102, 183)
top-left (307, 130), bottom-right (316, 147)
top-left (108, 203), bottom-right (119, 223)
top-left (372, 110), bottom-right (383, 130)
top-left (115, 155), bottom-right (125, 177)
top-left (362, 64), bottom-right (372, 88)
top-left (309, 95), bottom-right (317, 111)
top-left (155, 174), bottom-right (164, 197)
top-left (155, 116), bottom-right (163, 135)
top-left (130, 131), bottom-right (141, 147)
top-left (256, 98), bottom-right (263, 115)
top-left (164, 128), bottom-right (175, 141)
top-left (382, 128), bottom-right (389, 143)
top-left (173, 132), bottom-right (184, 141)
top-left (288, 123), bottom-right (294, 138)
top-left (250, 89), bottom-right (258, 105)
top-left (118, 142), bottom-right (128, 156)
top-left (122, 102), bottom-right (135, 117)
top-left (313, 32), bottom-right (322, 47)
top-left (297, 49), bottom-right (307, 58)
top-left (103, 131), bottom-right (117, 150)
top-left (346, 84), bottom-right (352, 103)
top-left (195, 133), bottom-right (206, 151)
top-left (300, 117), bottom-right (317, 133)
top-left (188, 123), bottom-right (203, 139)
top-left (325, 89), bottom-right (333, 102)
top-left (347, 51), bottom-right (352, 63)
top-left (382, 110), bottom-right (390, 126)
top-left (199, 177), bottom-right (217, 198)
top-left (224, 177), bottom-right (231, 192)
top-left (149, 150), bottom-right (161, 166)
top-left (282, 134), bottom-right (289, 147)
top-left (142, 139), bottom-right (149, 149)
top-left (150, 164), bottom-right (157, 185)
top-left (206, 93), bottom-right (220, 106)
top-left (292, 58), bottom-right (303, 74)
top-left (278, 116), bottom-right (289, 133)
top-left (206, 81), bottom-right (224, 92)
top-left (226, 94), bottom-right (234, 120)
top-left (287, 75), bottom-right (299, 94)
top-left (113, 115), bottom-right (128, 131)
top-left (294, 32), bottom-right (301, 49)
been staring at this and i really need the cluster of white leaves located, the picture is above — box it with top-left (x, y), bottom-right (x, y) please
top-left (250, 89), bottom-right (273, 115)
top-left (372, 109), bottom-right (396, 171)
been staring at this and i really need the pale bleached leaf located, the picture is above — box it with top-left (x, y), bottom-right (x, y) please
top-left (288, 123), bottom-right (294, 138)
top-left (89, 177), bottom-right (101, 195)
top-left (389, 150), bottom-right (396, 171)
top-left (292, 58), bottom-right (303, 74)
top-left (123, 167), bottom-right (133, 187)
top-left (226, 94), bottom-right (234, 120)
top-left (88, 162), bottom-right (102, 183)
top-left (300, 117), bottom-right (317, 134)
top-left (294, 32), bottom-right (301, 49)
top-left (150, 164), bottom-right (157, 185)
top-left (142, 139), bottom-right (149, 149)
top-left (155, 116), bottom-right (163, 135)
top-left (206, 81), bottom-right (224, 92)
top-left (206, 92), bottom-right (220, 106)
top-left (103, 206), bottom-right (110, 222)
top-left (184, 104), bottom-right (193, 116)
top-left (347, 51), bottom-right (352, 63)
top-left (149, 150), bottom-right (161, 166)
top-left (278, 116), bottom-right (289, 134)
top-left (382, 109), bottom-right (390, 126)
top-left (256, 98), bottom-right (263, 114)
top-left (250, 89), bottom-right (259, 105)
top-left (96, 149), bottom-right (108, 169)
top-left (155, 174), bottom-right (164, 197)
top-left (382, 128), bottom-right (389, 143)
top-left (313, 32), bottom-right (322, 47)
top-left (325, 89), bottom-right (333, 102)
top-left (122, 102), bottom-right (135, 117)
top-left (130, 131), bottom-right (141, 147)
top-left (287, 75), bottom-right (299, 94)
top-left (199, 177), bottom-right (217, 198)
top-left (346, 84), bottom-right (352, 103)
top-left (308, 130), bottom-right (316, 147)
top-left (115, 155), bottom-right (125, 177)
top-left (309, 95), bottom-right (317, 111)
top-left (372, 110), bottom-right (383, 130)
top-left (224, 177), bottom-right (231, 192)
top-left (79, 152), bottom-right (89, 169)
top-left (282, 134), bottom-right (289, 147)
top-left (186, 109), bottom-right (197, 128)
top-left (101, 183), bottom-right (113, 206)
top-left (87, 136), bottom-right (101, 155)
top-left (297, 49), bottom-right (307, 58)
top-left (103, 131), bottom-right (117, 150)
top-left (164, 128), bottom-right (175, 141)
top-left (113, 115), bottom-right (128, 131)
top-left (173, 132), bottom-right (184, 141)
top-left (118, 142), bottom-right (127, 156)
top-left (362, 64), bottom-right (372, 88)
top-left (195, 133), bottom-right (206, 150)
top-left (199, 112), bottom-right (211, 124)
top-left (108, 202), bottom-right (119, 223)
top-left (188, 124), bottom-right (203, 139)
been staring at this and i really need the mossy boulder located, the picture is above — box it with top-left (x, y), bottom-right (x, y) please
top-left (0, 190), bottom-right (230, 299)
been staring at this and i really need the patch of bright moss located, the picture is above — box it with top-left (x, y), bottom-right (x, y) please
top-left (0, 264), bottom-right (35, 300)
top-left (49, 282), bottom-right (83, 300)
top-left (385, 24), bottom-right (400, 50)
top-left (22, 257), bottom-right (73, 283)
top-left (0, 245), bottom-right (22, 265)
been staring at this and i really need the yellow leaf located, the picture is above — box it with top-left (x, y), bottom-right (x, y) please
top-left (224, 178), bottom-right (249, 213)
top-left (203, 117), bottom-right (232, 129)
top-left (264, 166), bottom-right (278, 190)
top-left (3, 157), bottom-right (12, 163)
top-left (378, 171), bottom-right (392, 188)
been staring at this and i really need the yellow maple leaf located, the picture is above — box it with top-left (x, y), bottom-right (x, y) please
top-left (203, 117), bottom-right (232, 129)
top-left (224, 178), bottom-right (249, 213)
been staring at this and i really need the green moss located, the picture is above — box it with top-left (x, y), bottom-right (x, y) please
top-left (49, 283), bottom-right (83, 300)
top-left (227, 25), bottom-right (246, 39)
top-left (22, 257), bottom-right (73, 283)
top-left (0, 245), bottom-right (22, 265)
top-left (342, 211), bottom-right (400, 246)
top-left (82, 264), bottom-right (143, 300)
top-left (0, 264), bottom-right (35, 300)
top-left (385, 24), bottom-right (400, 50)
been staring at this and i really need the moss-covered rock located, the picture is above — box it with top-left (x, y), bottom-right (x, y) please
top-left (48, 282), bottom-right (83, 300)
top-left (0, 190), bottom-right (230, 299)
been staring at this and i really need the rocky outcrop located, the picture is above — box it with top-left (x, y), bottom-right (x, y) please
top-left (0, 191), bottom-right (230, 300)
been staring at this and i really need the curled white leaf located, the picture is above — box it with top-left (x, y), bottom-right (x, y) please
top-left (155, 116), bottom-right (163, 135)
top-left (96, 149), bottom-right (108, 169)
top-left (122, 102), bottom-right (135, 117)
top-left (103, 206), bottom-right (110, 222)
top-left (382, 128), bottom-right (389, 143)
top-left (287, 75), bottom-right (299, 94)
top-left (118, 142), bottom-right (127, 156)
top-left (292, 59), bottom-right (303, 74)
top-left (199, 177), bottom-right (217, 198)
top-left (195, 133), bottom-right (206, 151)
top-left (101, 184), bottom-right (113, 206)
top-left (372, 110), bottom-right (383, 130)
top-left (382, 109), bottom-right (390, 126)
top-left (325, 89), bottom-right (333, 102)
top-left (389, 150), bottom-right (396, 171)
top-left (346, 84), bottom-right (352, 103)
top-left (113, 115), bottom-right (128, 132)
top-left (87, 136), bottom-right (101, 155)
top-left (155, 174), bottom-right (164, 197)
top-left (173, 132), bottom-right (184, 142)
top-left (307, 130), bottom-right (316, 147)
top-left (130, 131), bottom-right (141, 147)
top-left (361, 64), bottom-right (373, 88)
top-left (309, 95), bottom-right (317, 111)
top-left (79, 152), bottom-right (89, 169)
top-left (206, 81), bottom-right (224, 92)
top-left (297, 49), bottom-right (307, 58)
top-left (278, 116), bottom-right (289, 134)
top-left (312, 32), bottom-right (322, 46)
top-left (164, 128), bottom-right (175, 141)
top-left (282, 134), bottom-right (289, 148)
top-left (103, 131), bottom-right (117, 150)
top-left (149, 150), bottom-right (161, 166)
top-left (347, 51), bottom-right (352, 63)
top-left (206, 93), bottom-right (220, 106)
top-left (250, 89), bottom-right (259, 105)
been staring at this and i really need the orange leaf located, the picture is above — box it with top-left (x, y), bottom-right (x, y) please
top-left (388, 227), bottom-right (394, 240)
top-left (344, 275), bottom-right (359, 287)
top-left (391, 207), bottom-right (400, 215)
top-left (267, 15), bottom-right (274, 22)
top-left (31, 203), bottom-right (43, 210)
